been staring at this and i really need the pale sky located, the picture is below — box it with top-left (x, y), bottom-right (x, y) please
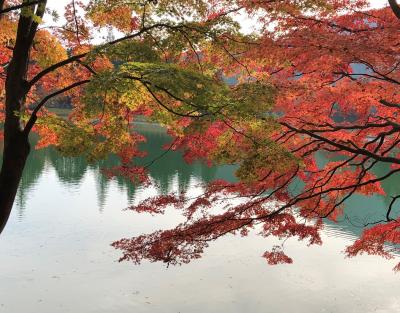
top-left (369, 0), bottom-right (389, 8)
top-left (46, 0), bottom-right (389, 19)
top-left (44, 0), bottom-right (389, 37)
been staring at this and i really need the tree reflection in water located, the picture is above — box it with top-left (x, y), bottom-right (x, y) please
top-left (10, 122), bottom-right (236, 217)
top-left (4, 122), bottom-right (400, 256)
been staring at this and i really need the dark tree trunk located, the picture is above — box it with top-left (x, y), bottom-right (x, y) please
top-left (0, 1), bottom-right (46, 234)
top-left (0, 132), bottom-right (30, 233)
top-left (0, 34), bottom-right (31, 233)
top-left (389, 0), bottom-right (400, 20)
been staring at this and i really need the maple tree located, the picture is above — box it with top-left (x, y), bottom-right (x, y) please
top-left (0, 0), bottom-right (262, 231)
top-left (112, 1), bottom-right (400, 270)
top-left (2, 0), bottom-right (400, 271)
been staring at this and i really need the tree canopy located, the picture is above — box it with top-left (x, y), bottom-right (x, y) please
top-left (2, 0), bottom-right (400, 270)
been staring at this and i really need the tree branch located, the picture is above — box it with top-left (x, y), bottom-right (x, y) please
top-left (386, 195), bottom-right (400, 221)
top-left (24, 80), bottom-right (90, 135)
top-left (281, 122), bottom-right (400, 165)
top-left (0, 0), bottom-right (45, 15)
top-left (27, 23), bottom-right (196, 90)
top-left (389, 0), bottom-right (400, 20)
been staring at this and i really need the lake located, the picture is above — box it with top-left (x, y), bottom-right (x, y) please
top-left (1, 122), bottom-right (400, 313)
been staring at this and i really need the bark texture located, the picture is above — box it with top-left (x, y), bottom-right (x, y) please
top-left (0, 1), bottom-right (46, 234)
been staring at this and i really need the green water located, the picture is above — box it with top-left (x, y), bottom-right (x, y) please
top-left (13, 122), bottom-right (237, 214)
top-left (1, 122), bottom-right (400, 313)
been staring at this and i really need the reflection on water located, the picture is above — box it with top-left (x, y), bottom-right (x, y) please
top-left (14, 122), bottom-right (237, 216)
top-left (1, 122), bottom-right (400, 313)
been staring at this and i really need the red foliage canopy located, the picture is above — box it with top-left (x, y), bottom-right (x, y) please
top-left (111, 1), bottom-right (400, 271)
top-left (2, 0), bottom-right (400, 270)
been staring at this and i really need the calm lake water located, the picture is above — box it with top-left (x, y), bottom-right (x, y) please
top-left (1, 122), bottom-right (400, 313)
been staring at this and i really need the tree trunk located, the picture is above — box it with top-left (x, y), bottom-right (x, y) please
top-left (0, 132), bottom-right (30, 233)
top-left (0, 44), bottom-right (31, 233)
top-left (0, 1), bottom-right (46, 234)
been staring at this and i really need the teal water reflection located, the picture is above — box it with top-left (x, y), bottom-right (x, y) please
top-left (14, 122), bottom-right (400, 232)
top-left (1, 122), bottom-right (400, 313)
top-left (13, 121), bottom-right (236, 215)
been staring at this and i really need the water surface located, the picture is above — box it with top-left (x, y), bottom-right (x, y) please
top-left (1, 122), bottom-right (400, 313)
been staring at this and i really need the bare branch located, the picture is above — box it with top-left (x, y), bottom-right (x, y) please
top-left (0, 0), bottom-right (45, 15)
top-left (24, 80), bottom-right (90, 134)
top-left (389, 0), bottom-right (400, 20)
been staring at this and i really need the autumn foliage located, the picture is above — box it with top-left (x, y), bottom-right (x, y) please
top-left (2, 0), bottom-right (400, 270)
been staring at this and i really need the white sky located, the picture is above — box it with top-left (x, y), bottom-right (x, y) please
top-left (48, 0), bottom-right (387, 10)
top-left (46, 0), bottom-right (389, 19)
top-left (370, 0), bottom-right (389, 8)
top-left (44, 0), bottom-right (389, 37)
